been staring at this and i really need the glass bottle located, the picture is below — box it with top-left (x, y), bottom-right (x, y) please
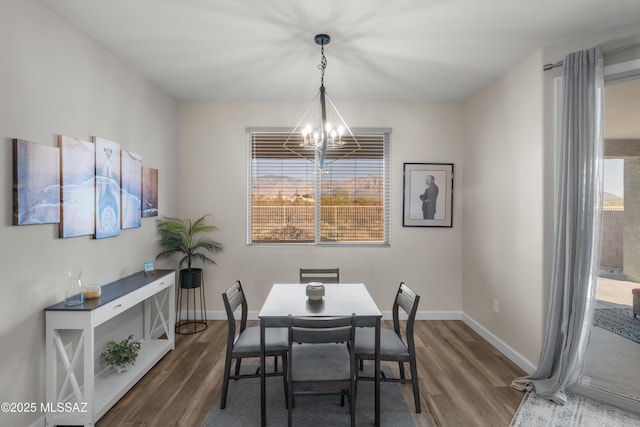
top-left (65, 269), bottom-right (84, 306)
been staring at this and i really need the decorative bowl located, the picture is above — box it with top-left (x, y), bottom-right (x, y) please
top-left (83, 284), bottom-right (102, 299)
top-left (306, 282), bottom-right (325, 301)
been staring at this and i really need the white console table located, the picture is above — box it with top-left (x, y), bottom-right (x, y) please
top-left (44, 270), bottom-right (175, 426)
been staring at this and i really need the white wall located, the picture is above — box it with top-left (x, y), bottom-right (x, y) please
top-left (179, 102), bottom-right (464, 316)
top-left (0, 1), bottom-right (179, 426)
top-left (461, 51), bottom-right (545, 369)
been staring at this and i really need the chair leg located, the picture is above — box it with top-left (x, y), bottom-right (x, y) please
top-left (282, 353), bottom-right (289, 409)
top-left (234, 357), bottom-right (242, 377)
top-left (350, 375), bottom-right (356, 427)
top-left (350, 394), bottom-right (355, 427)
top-left (288, 377), bottom-right (293, 427)
top-left (274, 355), bottom-right (279, 372)
top-left (398, 361), bottom-right (406, 381)
top-left (220, 352), bottom-right (233, 409)
top-left (409, 357), bottom-right (421, 413)
top-left (354, 363), bottom-right (359, 404)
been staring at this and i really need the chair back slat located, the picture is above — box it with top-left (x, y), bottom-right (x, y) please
top-left (292, 326), bottom-right (352, 344)
top-left (222, 280), bottom-right (248, 334)
top-left (396, 282), bottom-right (419, 318)
top-left (299, 268), bottom-right (340, 284)
top-left (396, 290), bottom-right (414, 316)
top-left (392, 282), bottom-right (420, 340)
top-left (225, 284), bottom-right (244, 314)
top-left (289, 315), bottom-right (355, 344)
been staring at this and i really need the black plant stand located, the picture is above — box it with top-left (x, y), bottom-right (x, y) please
top-left (176, 270), bottom-right (207, 334)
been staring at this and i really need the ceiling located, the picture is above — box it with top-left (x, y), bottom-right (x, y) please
top-left (40, 0), bottom-right (640, 103)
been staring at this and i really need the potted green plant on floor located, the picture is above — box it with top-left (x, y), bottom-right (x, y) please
top-left (101, 334), bottom-right (142, 373)
top-left (155, 214), bottom-right (223, 288)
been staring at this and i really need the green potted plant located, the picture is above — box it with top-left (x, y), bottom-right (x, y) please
top-left (101, 334), bottom-right (142, 373)
top-left (155, 214), bottom-right (223, 289)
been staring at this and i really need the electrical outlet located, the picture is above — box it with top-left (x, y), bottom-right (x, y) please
top-left (493, 299), bottom-right (500, 314)
top-left (64, 343), bottom-right (73, 361)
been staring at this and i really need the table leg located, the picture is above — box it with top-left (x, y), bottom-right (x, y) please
top-left (375, 317), bottom-right (380, 426)
top-left (260, 320), bottom-right (266, 426)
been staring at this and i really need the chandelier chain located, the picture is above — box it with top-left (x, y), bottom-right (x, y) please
top-left (318, 44), bottom-right (327, 87)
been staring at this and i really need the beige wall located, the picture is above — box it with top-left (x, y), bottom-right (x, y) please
top-left (178, 102), bottom-right (464, 315)
top-left (0, 1), bottom-right (179, 426)
top-left (462, 51), bottom-right (545, 367)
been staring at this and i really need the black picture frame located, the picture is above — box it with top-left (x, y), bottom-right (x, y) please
top-left (403, 162), bottom-right (453, 227)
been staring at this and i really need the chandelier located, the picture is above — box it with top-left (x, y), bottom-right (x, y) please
top-left (284, 34), bottom-right (360, 169)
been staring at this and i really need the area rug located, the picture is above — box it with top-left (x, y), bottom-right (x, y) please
top-left (510, 391), bottom-right (640, 426)
top-left (593, 308), bottom-right (640, 344)
top-left (204, 365), bottom-right (416, 426)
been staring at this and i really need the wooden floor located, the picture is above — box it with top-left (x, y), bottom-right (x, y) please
top-left (97, 320), bottom-right (526, 426)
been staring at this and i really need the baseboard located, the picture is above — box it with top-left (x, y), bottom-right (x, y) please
top-left (414, 310), bottom-right (462, 320)
top-left (462, 313), bottom-right (537, 375)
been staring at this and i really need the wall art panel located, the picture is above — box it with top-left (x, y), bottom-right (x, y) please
top-left (94, 137), bottom-right (121, 238)
top-left (121, 150), bottom-right (142, 229)
top-left (59, 135), bottom-right (95, 238)
top-left (13, 139), bottom-right (60, 225)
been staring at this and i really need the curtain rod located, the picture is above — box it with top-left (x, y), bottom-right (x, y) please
top-left (542, 41), bottom-right (640, 71)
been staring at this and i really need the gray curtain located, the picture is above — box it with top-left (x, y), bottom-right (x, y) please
top-left (512, 47), bottom-right (604, 404)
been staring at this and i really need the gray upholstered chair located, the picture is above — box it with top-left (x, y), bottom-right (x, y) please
top-left (299, 268), bottom-right (340, 284)
top-left (287, 315), bottom-right (356, 427)
top-left (354, 282), bottom-right (421, 413)
top-left (220, 280), bottom-right (288, 409)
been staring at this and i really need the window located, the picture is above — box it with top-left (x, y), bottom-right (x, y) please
top-left (247, 128), bottom-right (390, 245)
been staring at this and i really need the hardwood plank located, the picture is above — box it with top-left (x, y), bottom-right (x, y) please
top-left (97, 320), bottom-right (526, 426)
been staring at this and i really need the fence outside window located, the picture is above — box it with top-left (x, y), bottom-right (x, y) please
top-left (251, 205), bottom-right (384, 243)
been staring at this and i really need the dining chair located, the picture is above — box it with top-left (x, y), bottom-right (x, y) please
top-left (220, 280), bottom-right (288, 409)
top-left (354, 282), bottom-right (421, 413)
top-left (287, 315), bottom-right (357, 427)
top-left (299, 268), bottom-right (340, 284)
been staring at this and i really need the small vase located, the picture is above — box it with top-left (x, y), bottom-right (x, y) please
top-left (65, 269), bottom-right (84, 306)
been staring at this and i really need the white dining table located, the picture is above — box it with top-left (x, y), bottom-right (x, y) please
top-left (258, 283), bottom-right (382, 426)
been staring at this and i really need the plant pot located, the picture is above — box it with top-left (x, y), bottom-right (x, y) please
top-left (180, 268), bottom-right (203, 289)
top-left (116, 364), bottom-right (131, 374)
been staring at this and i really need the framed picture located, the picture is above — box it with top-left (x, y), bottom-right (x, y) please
top-left (403, 163), bottom-right (453, 227)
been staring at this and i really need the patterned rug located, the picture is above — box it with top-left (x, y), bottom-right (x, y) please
top-left (510, 391), bottom-right (640, 426)
top-left (592, 308), bottom-right (640, 344)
